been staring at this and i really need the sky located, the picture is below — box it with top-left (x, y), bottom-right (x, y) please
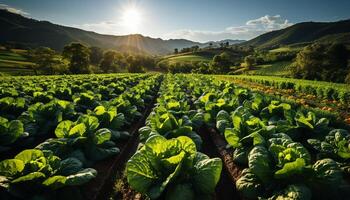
top-left (1, 0), bottom-right (350, 42)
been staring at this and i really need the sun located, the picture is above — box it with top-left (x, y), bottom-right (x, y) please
top-left (121, 7), bottom-right (141, 32)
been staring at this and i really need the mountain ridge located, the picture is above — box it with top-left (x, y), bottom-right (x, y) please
top-left (242, 19), bottom-right (350, 49)
top-left (0, 9), bottom-right (244, 55)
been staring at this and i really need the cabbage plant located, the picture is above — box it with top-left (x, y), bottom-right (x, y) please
top-left (0, 149), bottom-right (96, 198)
top-left (126, 135), bottom-right (222, 200)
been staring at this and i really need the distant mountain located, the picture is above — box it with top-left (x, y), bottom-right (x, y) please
top-left (0, 9), bottom-right (202, 55)
top-left (243, 19), bottom-right (350, 49)
top-left (203, 39), bottom-right (246, 47)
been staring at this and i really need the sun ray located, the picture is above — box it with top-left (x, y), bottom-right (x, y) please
top-left (121, 6), bottom-right (142, 33)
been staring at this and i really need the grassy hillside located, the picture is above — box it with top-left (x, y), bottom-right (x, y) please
top-left (159, 50), bottom-right (219, 65)
top-left (159, 48), bottom-right (246, 66)
top-left (161, 54), bottom-right (211, 65)
top-left (0, 48), bottom-right (35, 75)
top-left (247, 61), bottom-right (292, 76)
top-left (243, 19), bottom-right (350, 49)
top-left (269, 46), bottom-right (302, 53)
top-left (0, 9), bottom-right (201, 55)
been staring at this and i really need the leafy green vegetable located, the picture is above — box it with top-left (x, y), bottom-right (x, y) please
top-left (269, 138), bottom-right (311, 179)
top-left (37, 114), bottom-right (120, 164)
top-left (0, 149), bottom-right (97, 197)
top-left (248, 146), bottom-right (271, 183)
top-left (126, 135), bottom-right (222, 199)
top-left (312, 158), bottom-right (342, 185)
top-left (0, 117), bottom-right (25, 147)
top-left (308, 129), bottom-right (350, 160)
top-left (236, 168), bottom-right (263, 199)
top-left (268, 184), bottom-right (311, 200)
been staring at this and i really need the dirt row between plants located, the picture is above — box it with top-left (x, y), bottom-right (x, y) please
top-left (196, 126), bottom-right (241, 200)
top-left (113, 125), bottom-right (244, 200)
top-left (82, 82), bottom-right (162, 200)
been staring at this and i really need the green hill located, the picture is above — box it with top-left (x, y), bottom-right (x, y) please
top-left (159, 48), bottom-right (244, 65)
top-left (243, 19), bottom-right (350, 49)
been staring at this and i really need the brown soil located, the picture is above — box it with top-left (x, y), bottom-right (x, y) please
top-left (83, 82), bottom-right (161, 200)
top-left (197, 126), bottom-right (240, 200)
top-left (205, 127), bottom-right (244, 182)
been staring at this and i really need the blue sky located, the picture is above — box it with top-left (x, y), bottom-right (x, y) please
top-left (1, 0), bottom-right (350, 42)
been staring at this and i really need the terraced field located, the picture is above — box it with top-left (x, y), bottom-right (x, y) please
top-left (0, 50), bottom-right (35, 75)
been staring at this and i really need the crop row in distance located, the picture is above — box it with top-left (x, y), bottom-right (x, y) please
top-left (220, 75), bottom-right (350, 104)
top-left (217, 75), bottom-right (350, 124)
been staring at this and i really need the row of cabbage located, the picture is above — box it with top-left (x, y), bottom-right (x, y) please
top-left (201, 76), bottom-right (350, 199)
top-left (129, 74), bottom-right (350, 200)
top-left (0, 74), bottom-right (161, 199)
top-left (126, 75), bottom-right (223, 200)
top-left (0, 74), bottom-right (151, 151)
top-left (222, 75), bottom-right (350, 104)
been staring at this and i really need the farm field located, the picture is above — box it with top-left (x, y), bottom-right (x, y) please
top-left (159, 52), bottom-right (213, 65)
top-left (247, 61), bottom-right (292, 76)
top-left (0, 50), bottom-right (35, 75)
top-left (218, 75), bottom-right (350, 124)
top-left (1, 1), bottom-right (350, 199)
top-left (1, 73), bottom-right (349, 200)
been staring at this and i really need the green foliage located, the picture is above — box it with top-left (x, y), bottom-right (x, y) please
top-left (224, 75), bottom-right (350, 103)
top-left (99, 51), bottom-right (119, 73)
top-left (292, 43), bottom-right (349, 83)
top-left (28, 47), bottom-right (68, 75)
top-left (0, 149), bottom-right (97, 198)
top-left (308, 129), bottom-right (350, 160)
top-left (63, 43), bottom-right (91, 74)
top-left (268, 184), bottom-right (311, 200)
top-left (210, 52), bottom-right (237, 74)
top-left (89, 46), bottom-right (103, 65)
top-left (126, 135), bottom-right (222, 199)
top-left (236, 168), bottom-right (263, 199)
top-left (0, 117), bottom-right (25, 147)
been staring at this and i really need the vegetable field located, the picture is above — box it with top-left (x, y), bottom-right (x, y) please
top-left (0, 73), bottom-right (349, 200)
top-left (219, 75), bottom-right (350, 124)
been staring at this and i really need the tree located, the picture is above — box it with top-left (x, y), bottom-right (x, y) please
top-left (126, 55), bottom-right (145, 73)
top-left (211, 52), bottom-right (232, 73)
top-left (63, 43), bottom-right (91, 74)
top-left (192, 45), bottom-right (199, 52)
top-left (241, 55), bottom-right (255, 70)
top-left (174, 48), bottom-right (179, 54)
top-left (100, 51), bottom-right (117, 73)
top-left (292, 43), bottom-right (349, 82)
top-left (29, 47), bottom-right (63, 75)
top-left (89, 46), bottom-right (104, 65)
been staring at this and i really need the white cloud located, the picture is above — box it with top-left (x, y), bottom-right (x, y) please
top-left (246, 15), bottom-right (292, 30)
top-left (165, 15), bottom-right (293, 42)
top-left (0, 4), bottom-right (29, 16)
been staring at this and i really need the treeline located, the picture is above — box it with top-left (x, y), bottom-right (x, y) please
top-left (227, 42), bottom-right (350, 84)
top-left (174, 42), bottom-right (232, 54)
top-left (27, 43), bottom-right (156, 75)
top-left (291, 43), bottom-right (350, 83)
